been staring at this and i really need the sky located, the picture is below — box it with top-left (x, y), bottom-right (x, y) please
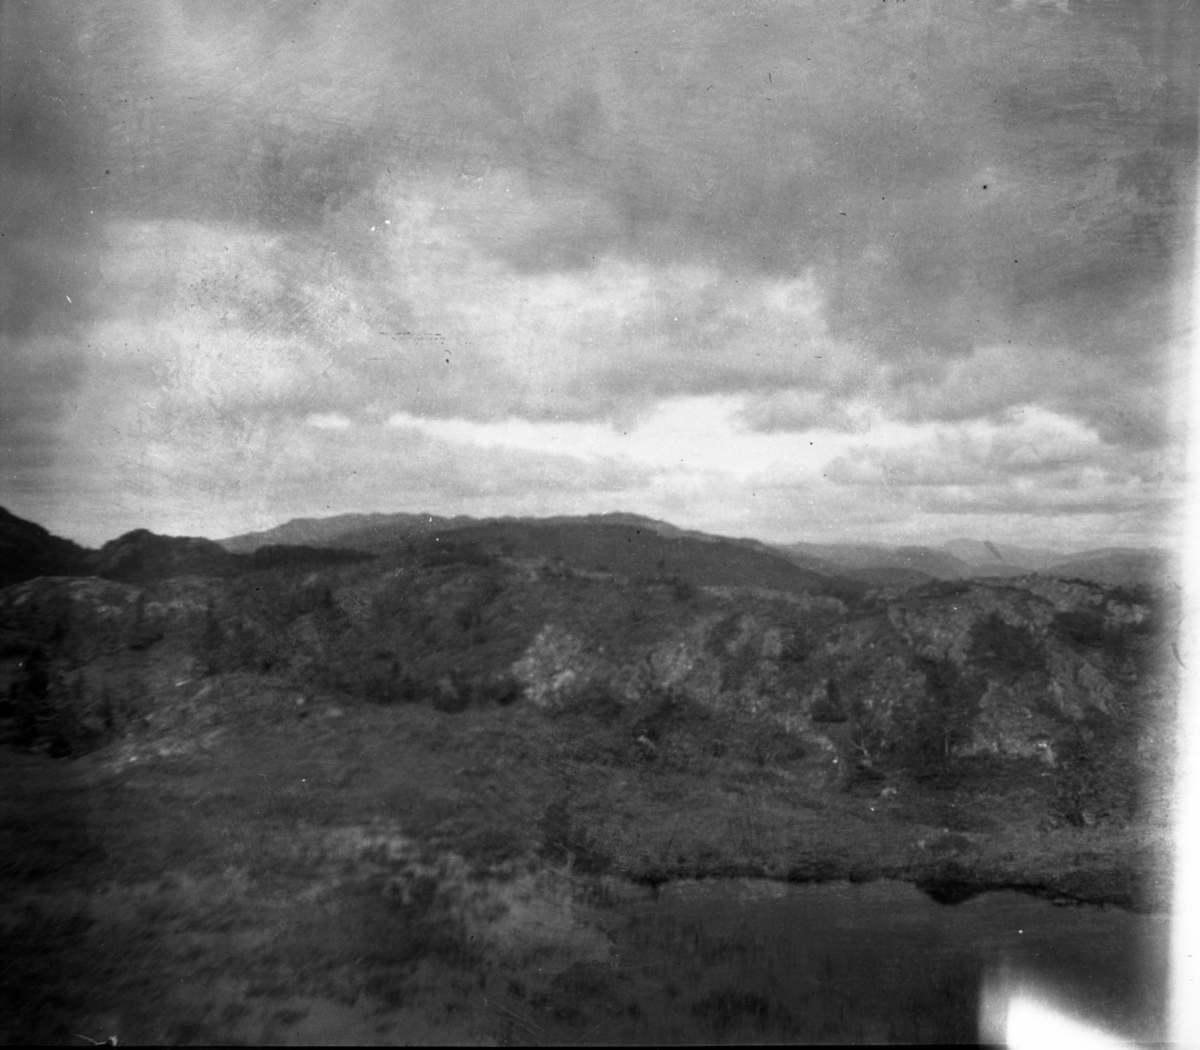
top-left (1, 0), bottom-right (1196, 550)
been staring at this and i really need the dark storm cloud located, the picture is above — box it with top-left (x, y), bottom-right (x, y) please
top-left (27, 3), bottom-right (1195, 338)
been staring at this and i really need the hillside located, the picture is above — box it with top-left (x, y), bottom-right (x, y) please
top-left (2, 516), bottom-right (1175, 880)
top-left (780, 541), bottom-right (978, 581)
top-left (942, 539), bottom-right (1068, 572)
top-left (87, 529), bottom-right (375, 583)
top-left (780, 536), bottom-right (1175, 591)
top-left (0, 505), bottom-right (1179, 1042)
top-left (219, 511), bottom-right (474, 553)
top-left (1044, 548), bottom-right (1175, 589)
top-left (0, 505), bottom-right (91, 588)
top-left (222, 509), bottom-right (1179, 592)
top-left (334, 518), bottom-right (863, 603)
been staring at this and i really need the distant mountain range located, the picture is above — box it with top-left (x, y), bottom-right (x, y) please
top-left (777, 538), bottom-right (1172, 590)
top-left (779, 542), bottom-right (990, 583)
top-left (0, 510), bottom-right (374, 587)
top-left (941, 539), bottom-right (1067, 571)
top-left (0, 505), bottom-right (1175, 593)
top-left (219, 512), bottom-right (476, 553)
top-left (221, 511), bottom-right (1175, 591)
top-left (1034, 548), bottom-right (1176, 589)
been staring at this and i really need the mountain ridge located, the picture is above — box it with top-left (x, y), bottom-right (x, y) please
top-left (0, 505), bottom-right (1176, 594)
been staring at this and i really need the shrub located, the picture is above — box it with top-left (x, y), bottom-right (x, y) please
top-left (811, 679), bottom-right (848, 723)
top-left (968, 613), bottom-right (1044, 676)
top-left (630, 687), bottom-right (699, 743)
top-left (363, 671), bottom-right (423, 706)
top-left (901, 657), bottom-right (979, 776)
top-left (559, 680), bottom-right (623, 722)
top-left (651, 574), bottom-right (696, 601)
top-left (537, 799), bottom-right (609, 873)
top-left (780, 630), bottom-right (811, 664)
top-left (845, 684), bottom-right (886, 762)
top-left (743, 720), bottom-right (806, 766)
top-left (430, 676), bottom-right (470, 713)
top-left (1051, 610), bottom-right (1107, 648)
top-left (473, 673), bottom-right (523, 707)
top-left (1052, 710), bottom-right (1135, 825)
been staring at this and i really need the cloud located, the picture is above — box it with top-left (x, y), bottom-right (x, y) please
top-left (384, 395), bottom-right (858, 482)
top-left (368, 183), bottom-right (854, 421)
top-left (823, 407), bottom-right (1182, 525)
top-left (3, 1), bottom-right (1192, 548)
top-left (306, 413), bottom-right (352, 430)
top-left (74, 201), bottom-right (854, 432)
top-left (737, 389), bottom-right (878, 435)
top-left (39, 1), bottom-right (1192, 368)
top-left (41, 412), bottom-right (659, 544)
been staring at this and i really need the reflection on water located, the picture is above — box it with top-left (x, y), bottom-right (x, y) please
top-left (1000, 996), bottom-right (1133, 1050)
top-left (524, 879), bottom-right (1168, 1045)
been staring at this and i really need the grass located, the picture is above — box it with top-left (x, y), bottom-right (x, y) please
top-left (1, 660), bottom-right (1172, 1044)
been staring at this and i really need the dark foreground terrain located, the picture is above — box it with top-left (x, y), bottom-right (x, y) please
top-left (0, 509), bottom-right (1179, 1043)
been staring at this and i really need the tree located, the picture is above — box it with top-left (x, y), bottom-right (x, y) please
top-left (905, 657), bottom-right (978, 776)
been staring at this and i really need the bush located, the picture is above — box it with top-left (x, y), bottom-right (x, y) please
top-left (743, 720), bottom-right (806, 766)
top-left (968, 614), bottom-right (1044, 676)
top-left (901, 657), bottom-right (979, 776)
top-left (1052, 710), bottom-right (1135, 825)
top-left (537, 799), bottom-right (609, 873)
top-left (473, 673), bottom-right (523, 707)
top-left (559, 680), bottom-right (624, 723)
top-left (430, 676), bottom-right (470, 713)
top-left (811, 679), bottom-right (847, 723)
top-left (780, 630), bottom-right (811, 664)
top-left (363, 671), bottom-right (423, 706)
top-left (1051, 610), bottom-right (1107, 648)
top-left (630, 687), bottom-right (700, 743)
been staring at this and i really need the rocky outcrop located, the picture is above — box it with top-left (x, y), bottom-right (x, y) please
top-left (1, 513), bottom-right (1174, 837)
top-left (502, 573), bottom-right (1169, 822)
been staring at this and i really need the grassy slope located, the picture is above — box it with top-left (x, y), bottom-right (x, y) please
top-left (1, 656), bottom-right (1173, 1043)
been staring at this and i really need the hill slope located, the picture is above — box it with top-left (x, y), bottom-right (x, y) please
top-left (219, 512), bottom-right (475, 553)
top-left (0, 506), bottom-right (92, 588)
top-left (942, 539), bottom-right (1068, 572)
top-left (335, 517), bottom-right (863, 601)
top-left (1043, 548), bottom-right (1174, 589)
top-left (779, 541), bottom-right (978, 581)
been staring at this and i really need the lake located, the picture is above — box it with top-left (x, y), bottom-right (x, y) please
top-left (498, 878), bottom-right (1170, 1045)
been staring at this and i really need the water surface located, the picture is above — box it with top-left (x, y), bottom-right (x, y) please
top-left (529, 878), bottom-right (1169, 1044)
